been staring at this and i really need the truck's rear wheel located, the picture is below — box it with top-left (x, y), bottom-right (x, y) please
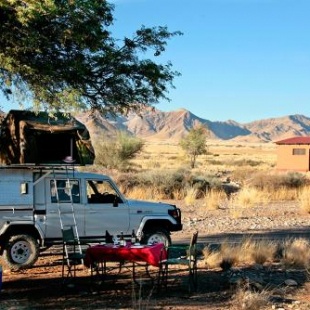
top-left (141, 227), bottom-right (171, 246)
top-left (3, 234), bottom-right (40, 270)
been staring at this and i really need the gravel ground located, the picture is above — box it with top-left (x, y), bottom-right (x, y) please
top-left (173, 200), bottom-right (310, 242)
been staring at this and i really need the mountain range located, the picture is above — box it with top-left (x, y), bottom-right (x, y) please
top-left (77, 108), bottom-right (310, 143)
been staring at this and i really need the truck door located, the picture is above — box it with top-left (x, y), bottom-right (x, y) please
top-left (84, 179), bottom-right (130, 237)
top-left (45, 178), bottom-right (85, 238)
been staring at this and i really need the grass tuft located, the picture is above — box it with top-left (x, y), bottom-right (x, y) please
top-left (203, 189), bottom-right (226, 210)
top-left (232, 287), bottom-right (270, 310)
top-left (233, 187), bottom-right (264, 208)
top-left (184, 187), bottom-right (198, 206)
top-left (282, 238), bottom-right (310, 269)
top-left (299, 187), bottom-right (310, 214)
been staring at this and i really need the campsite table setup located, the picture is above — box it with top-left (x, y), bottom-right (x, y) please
top-left (84, 242), bottom-right (166, 286)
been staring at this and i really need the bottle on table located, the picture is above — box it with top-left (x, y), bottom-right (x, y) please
top-left (131, 229), bottom-right (136, 244)
top-left (105, 230), bottom-right (113, 243)
top-left (120, 231), bottom-right (125, 246)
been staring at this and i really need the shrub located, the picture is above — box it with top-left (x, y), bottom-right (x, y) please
top-left (232, 288), bottom-right (270, 310)
top-left (184, 187), bottom-right (198, 206)
top-left (203, 190), bottom-right (223, 210)
top-left (203, 241), bottom-right (239, 269)
top-left (283, 172), bottom-right (307, 188)
top-left (233, 187), bottom-right (264, 208)
top-left (118, 169), bottom-right (228, 200)
top-left (117, 169), bottom-right (188, 199)
top-left (203, 246), bottom-right (225, 269)
top-left (266, 186), bottom-right (299, 201)
top-left (282, 238), bottom-right (310, 269)
top-left (234, 159), bottom-right (262, 167)
top-left (250, 241), bottom-right (277, 265)
top-left (95, 131), bottom-right (144, 170)
top-left (249, 172), bottom-right (307, 191)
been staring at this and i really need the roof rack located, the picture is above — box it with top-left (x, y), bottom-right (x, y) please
top-left (0, 164), bottom-right (76, 171)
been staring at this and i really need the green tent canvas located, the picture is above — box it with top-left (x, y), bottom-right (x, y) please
top-left (0, 110), bottom-right (95, 165)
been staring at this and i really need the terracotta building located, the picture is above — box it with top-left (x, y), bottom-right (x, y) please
top-left (275, 137), bottom-right (310, 171)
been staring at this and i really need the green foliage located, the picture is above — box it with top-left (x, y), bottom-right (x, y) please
top-left (0, 1), bottom-right (182, 114)
top-left (115, 169), bottom-right (225, 199)
top-left (135, 169), bottom-right (186, 198)
top-left (116, 169), bottom-right (187, 198)
top-left (95, 131), bottom-right (144, 170)
top-left (179, 125), bottom-right (208, 168)
top-left (116, 131), bottom-right (144, 161)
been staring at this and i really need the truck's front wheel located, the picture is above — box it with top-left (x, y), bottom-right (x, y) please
top-left (141, 227), bottom-right (171, 246)
top-left (3, 234), bottom-right (40, 270)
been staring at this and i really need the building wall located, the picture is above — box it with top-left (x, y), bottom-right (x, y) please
top-left (276, 144), bottom-right (310, 171)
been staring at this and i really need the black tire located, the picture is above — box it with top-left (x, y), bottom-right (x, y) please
top-left (3, 234), bottom-right (40, 270)
top-left (141, 227), bottom-right (171, 246)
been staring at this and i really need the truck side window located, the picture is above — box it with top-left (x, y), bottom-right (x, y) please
top-left (50, 180), bottom-right (80, 203)
top-left (87, 180), bottom-right (121, 204)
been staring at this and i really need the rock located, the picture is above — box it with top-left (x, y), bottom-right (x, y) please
top-left (285, 279), bottom-right (298, 286)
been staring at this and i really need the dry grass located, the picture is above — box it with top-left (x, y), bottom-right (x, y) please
top-left (203, 238), bottom-right (278, 268)
top-left (232, 187), bottom-right (267, 208)
top-left (131, 140), bottom-right (276, 173)
top-left (268, 186), bottom-right (300, 201)
top-left (234, 238), bottom-right (277, 265)
top-left (94, 141), bottom-right (310, 205)
top-left (229, 205), bottom-right (244, 219)
top-left (125, 187), bottom-right (157, 200)
top-left (251, 241), bottom-right (278, 265)
top-left (204, 237), bottom-right (310, 270)
top-left (184, 187), bottom-right (198, 206)
top-left (203, 247), bottom-right (224, 269)
top-left (239, 239), bottom-right (277, 265)
top-left (231, 288), bottom-right (270, 310)
top-left (282, 238), bottom-right (310, 269)
top-left (203, 241), bottom-right (239, 269)
top-left (203, 189), bottom-right (226, 210)
top-left (227, 187), bottom-right (269, 219)
top-left (299, 187), bottom-right (310, 214)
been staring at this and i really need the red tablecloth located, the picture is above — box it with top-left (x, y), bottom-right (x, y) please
top-left (84, 243), bottom-right (166, 268)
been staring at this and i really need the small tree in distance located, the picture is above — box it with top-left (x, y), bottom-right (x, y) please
top-left (180, 125), bottom-right (209, 168)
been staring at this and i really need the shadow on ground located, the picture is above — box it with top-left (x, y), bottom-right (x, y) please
top-left (1, 260), bottom-right (309, 309)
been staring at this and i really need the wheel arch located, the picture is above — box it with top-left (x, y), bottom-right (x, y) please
top-left (0, 224), bottom-right (42, 254)
top-left (141, 219), bottom-right (172, 235)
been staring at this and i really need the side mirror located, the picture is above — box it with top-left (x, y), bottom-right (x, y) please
top-left (113, 196), bottom-right (119, 207)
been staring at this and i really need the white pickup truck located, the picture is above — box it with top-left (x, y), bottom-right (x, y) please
top-left (0, 166), bottom-right (182, 270)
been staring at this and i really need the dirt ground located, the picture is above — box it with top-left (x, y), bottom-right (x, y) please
top-left (1, 251), bottom-right (310, 310)
top-left (1, 201), bottom-right (310, 309)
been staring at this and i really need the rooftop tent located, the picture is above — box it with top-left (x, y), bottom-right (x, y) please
top-left (0, 110), bottom-right (95, 165)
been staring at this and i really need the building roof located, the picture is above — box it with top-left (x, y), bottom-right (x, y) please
top-left (275, 136), bottom-right (310, 145)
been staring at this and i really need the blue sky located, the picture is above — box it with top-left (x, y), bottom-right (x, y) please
top-left (109, 0), bottom-right (310, 123)
top-left (1, 0), bottom-right (310, 123)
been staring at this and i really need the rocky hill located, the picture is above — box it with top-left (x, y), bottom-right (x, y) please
top-left (77, 108), bottom-right (310, 143)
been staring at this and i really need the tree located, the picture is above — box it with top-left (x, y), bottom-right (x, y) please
top-left (0, 1), bottom-right (182, 115)
top-left (180, 125), bottom-right (208, 168)
top-left (95, 131), bottom-right (144, 170)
